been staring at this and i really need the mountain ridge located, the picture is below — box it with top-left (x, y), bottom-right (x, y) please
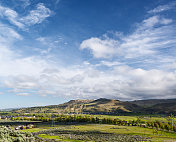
top-left (11, 98), bottom-right (176, 114)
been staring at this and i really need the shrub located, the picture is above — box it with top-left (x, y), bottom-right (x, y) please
top-left (0, 126), bottom-right (35, 142)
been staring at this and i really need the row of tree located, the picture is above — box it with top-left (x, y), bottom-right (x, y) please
top-left (147, 120), bottom-right (176, 132)
top-left (10, 115), bottom-right (176, 132)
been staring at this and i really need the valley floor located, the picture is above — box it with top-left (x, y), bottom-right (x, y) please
top-left (20, 123), bottom-right (176, 142)
top-left (0, 114), bottom-right (176, 142)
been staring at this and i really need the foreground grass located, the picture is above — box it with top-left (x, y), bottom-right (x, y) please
top-left (38, 134), bottom-right (85, 142)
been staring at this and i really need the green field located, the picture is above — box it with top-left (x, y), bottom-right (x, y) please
top-left (0, 114), bottom-right (176, 142)
top-left (20, 122), bottom-right (176, 142)
top-left (88, 115), bottom-right (170, 121)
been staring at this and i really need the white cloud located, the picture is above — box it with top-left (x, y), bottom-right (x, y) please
top-left (140, 16), bottom-right (172, 28)
top-left (16, 93), bottom-right (30, 96)
top-left (20, 3), bottom-right (52, 26)
top-left (75, 12), bottom-right (176, 100)
top-left (20, 0), bottom-right (30, 8)
top-left (0, 23), bottom-right (22, 45)
top-left (142, 16), bottom-right (172, 28)
top-left (2, 61), bottom-right (176, 100)
top-left (99, 61), bottom-right (122, 67)
top-left (143, 16), bottom-right (160, 27)
top-left (0, 22), bottom-right (53, 96)
top-left (0, 3), bottom-right (52, 29)
top-left (36, 37), bottom-right (46, 44)
top-left (80, 15), bottom-right (176, 61)
top-left (0, 5), bottom-right (24, 28)
top-left (80, 37), bottom-right (119, 58)
top-left (148, 1), bottom-right (176, 14)
top-left (160, 18), bottom-right (173, 25)
top-left (0, 23), bottom-right (49, 76)
top-left (55, 0), bottom-right (61, 5)
top-left (0, 1), bottom-right (176, 101)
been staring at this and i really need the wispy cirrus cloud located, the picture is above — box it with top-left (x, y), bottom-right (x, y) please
top-left (0, 3), bottom-right (52, 29)
top-left (16, 93), bottom-right (30, 96)
top-left (20, 3), bottom-right (52, 26)
top-left (0, 22), bottom-right (22, 42)
top-left (19, 0), bottom-right (31, 8)
top-left (55, 0), bottom-right (61, 5)
top-left (80, 15), bottom-right (176, 67)
top-left (142, 15), bottom-right (172, 27)
top-left (148, 1), bottom-right (176, 14)
top-left (0, 5), bottom-right (24, 28)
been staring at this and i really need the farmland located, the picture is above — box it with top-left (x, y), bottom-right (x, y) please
top-left (0, 114), bottom-right (176, 142)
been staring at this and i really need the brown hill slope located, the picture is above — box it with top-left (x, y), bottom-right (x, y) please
top-left (13, 98), bottom-right (140, 114)
top-left (12, 98), bottom-right (176, 114)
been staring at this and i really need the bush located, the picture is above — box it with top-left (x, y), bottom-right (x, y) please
top-left (165, 124), bottom-right (171, 131)
top-left (0, 126), bottom-right (36, 142)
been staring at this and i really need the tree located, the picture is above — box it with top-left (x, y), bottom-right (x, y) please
top-left (165, 124), bottom-right (171, 131)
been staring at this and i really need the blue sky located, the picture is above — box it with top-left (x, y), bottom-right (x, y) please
top-left (0, 0), bottom-right (176, 109)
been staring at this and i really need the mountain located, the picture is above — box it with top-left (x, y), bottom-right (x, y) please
top-left (11, 98), bottom-right (176, 114)
top-left (131, 99), bottom-right (176, 114)
top-left (131, 99), bottom-right (176, 108)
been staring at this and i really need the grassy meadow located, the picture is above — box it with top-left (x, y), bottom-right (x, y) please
top-left (21, 123), bottom-right (176, 142)
top-left (0, 114), bottom-right (176, 141)
top-left (21, 115), bottom-right (176, 142)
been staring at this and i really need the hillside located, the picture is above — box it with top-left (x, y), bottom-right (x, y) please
top-left (12, 98), bottom-right (176, 114)
top-left (131, 99), bottom-right (176, 108)
top-left (12, 98), bottom-right (141, 114)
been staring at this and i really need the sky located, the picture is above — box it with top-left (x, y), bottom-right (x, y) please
top-left (0, 0), bottom-right (176, 109)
